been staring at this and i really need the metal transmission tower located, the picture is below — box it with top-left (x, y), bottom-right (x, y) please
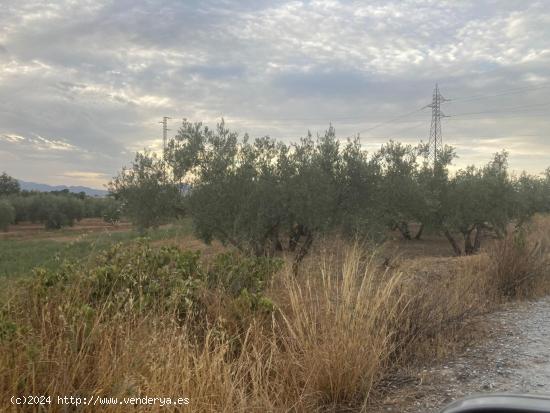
top-left (426, 84), bottom-right (449, 170)
top-left (159, 116), bottom-right (171, 154)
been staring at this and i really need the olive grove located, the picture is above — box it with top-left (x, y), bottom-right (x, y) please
top-left (110, 120), bottom-right (550, 261)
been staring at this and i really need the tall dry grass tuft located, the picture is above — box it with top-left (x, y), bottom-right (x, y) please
top-left (277, 244), bottom-right (405, 411)
top-left (390, 254), bottom-right (491, 363)
top-left (0, 288), bottom-right (280, 412)
top-left (486, 215), bottom-right (550, 300)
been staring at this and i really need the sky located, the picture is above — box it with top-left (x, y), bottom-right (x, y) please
top-left (0, 0), bottom-right (549, 189)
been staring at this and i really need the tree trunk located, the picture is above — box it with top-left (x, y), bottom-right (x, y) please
top-left (463, 229), bottom-right (474, 255)
top-left (444, 230), bottom-right (462, 256)
top-left (288, 224), bottom-right (305, 252)
top-left (473, 224), bottom-right (483, 252)
top-left (264, 223), bottom-right (282, 256)
top-left (292, 230), bottom-right (313, 275)
top-left (414, 223), bottom-right (424, 240)
top-left (397, 222), bottom-right (412, 240)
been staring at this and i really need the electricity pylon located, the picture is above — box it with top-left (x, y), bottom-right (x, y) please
top-left (159, 116), bottom-right (171, 154)
top-left (426, 84), bottom-right (449, 171)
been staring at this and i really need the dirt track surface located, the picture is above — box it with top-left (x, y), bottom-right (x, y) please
top-left (0, 218), bottom-right (132, 240)
top-left (378, 296), bottom-right (550, 412)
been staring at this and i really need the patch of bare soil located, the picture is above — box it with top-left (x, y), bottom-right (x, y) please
top-left (396, 254), bottom-right (486, 280)
top-left (151, 236), bottom-right (228, 259)
top-left (0, 219), bottom-right (132, 241)
top-left (374, 296), bottom-right (550, 412)
top-left (382, 234), bottom-right (457, 261)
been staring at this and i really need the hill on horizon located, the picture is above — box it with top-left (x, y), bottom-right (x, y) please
top-left (18, 180), bottom-right (108, 197)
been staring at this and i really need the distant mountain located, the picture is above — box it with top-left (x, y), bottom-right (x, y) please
top-left (18, 180), bottom-right (108, 197)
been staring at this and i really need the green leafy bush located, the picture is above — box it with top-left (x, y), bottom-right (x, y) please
top-left (32, 241), bottom-right (281, 324)
top-left (208, 251), bottom-right (281, 295)
top-left (207, 251), bottom-right (281, 321)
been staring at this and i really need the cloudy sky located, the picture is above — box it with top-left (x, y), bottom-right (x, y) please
top-left (0, 0), bottom-right (549, 188)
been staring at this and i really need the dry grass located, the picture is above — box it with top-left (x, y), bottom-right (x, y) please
top-left (277, 246), bottom-right (406, 411)
top-left (1, 216), bottom-right (549, 412)
top-left (485, 215), bottom-right (550, 300)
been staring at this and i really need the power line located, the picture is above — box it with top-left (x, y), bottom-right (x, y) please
top-left (447, 113), bottom-right (550, 121)
top-left (218, 86), bottom-right (549, 147)
top-left (445, 134), bottom-right (546, 139)
top-left (225, 107), bottom-right (425, 124)
top-left (356, 107), bottom-right (425, 134)
top-left (221, 84), bottom-right (549, 128)
top-left (450, 101), bottom-right (550, 118)
top-left (448, 83), bottom-right (550, 102)
top-left (360, 120), bottom-right (426, 139)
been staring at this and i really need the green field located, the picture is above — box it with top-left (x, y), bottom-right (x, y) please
top-left (0, 219), bottom-right (193, 278)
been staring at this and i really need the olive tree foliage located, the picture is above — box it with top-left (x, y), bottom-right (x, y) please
top-left (0, 172), bottom-right (20, 196)
top-left (5, 192), bottom-right (120, 229)
top-left (441, 151), bottom-right (517, 255)
top-left (115, 118), bottom-right (548, 260)
top-left (374, 141), bottom-right (431, 240)
top-left (545, 168), bottom-right (550, 211)
top-left (6, 193), bottom-right (84, 229)
top-left (109, 152), bottom-right (183, 230)
top-left (0, 200), bottom-right (15, 231)
top-left (165, 120), bottom-right (381, 265)
top-left (101, 197), bottom-right (122, 225)
top-left (34, 195), bottom-right (84, 229)
top-left (512, 168), bottom-right (550, 224)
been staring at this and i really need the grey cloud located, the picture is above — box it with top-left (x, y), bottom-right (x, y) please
top-left (187, 64), bottom-right (247, 80)
top-left (0, 0), bottom-right (549, 188)
top-left (273, 68), bottom-right (374, 98)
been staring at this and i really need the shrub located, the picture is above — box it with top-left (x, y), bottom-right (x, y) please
top-left (32, 242), bottom-right (204, 320)
top-left (207, 252), bottom-right (281, 295)
top-left (31, 241), bottom-right (281, 324)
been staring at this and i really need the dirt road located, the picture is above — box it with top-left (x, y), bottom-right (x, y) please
top-left (378, 296), bottom-right (550, 412)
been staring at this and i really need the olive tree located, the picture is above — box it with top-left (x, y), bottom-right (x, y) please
top-left (0, 200), bottom-right (15, 231)
top-left (373, 141), bottom-right (428, 239)
top-left (167, 120), bottom-right (287, 256)
top-left (442, 151), bottom-right (515, 255)
top-left (166, 120), bottom-right (381, 267)
top-left (512, 172), bottom-right (548, 226)
top-left (0, 172), bottom-right (20, 196)
top-left (109, 152), bottom-right (182, 230)
top-left (101, 197), bottom-right (122, 225)
top-left (25, 194), bottom-right (84, 229)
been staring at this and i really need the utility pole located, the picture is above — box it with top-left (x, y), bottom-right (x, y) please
top-left (159, 116), bottom-right (171, 155)
top-left (426, 84), bottom-right (449, 171)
